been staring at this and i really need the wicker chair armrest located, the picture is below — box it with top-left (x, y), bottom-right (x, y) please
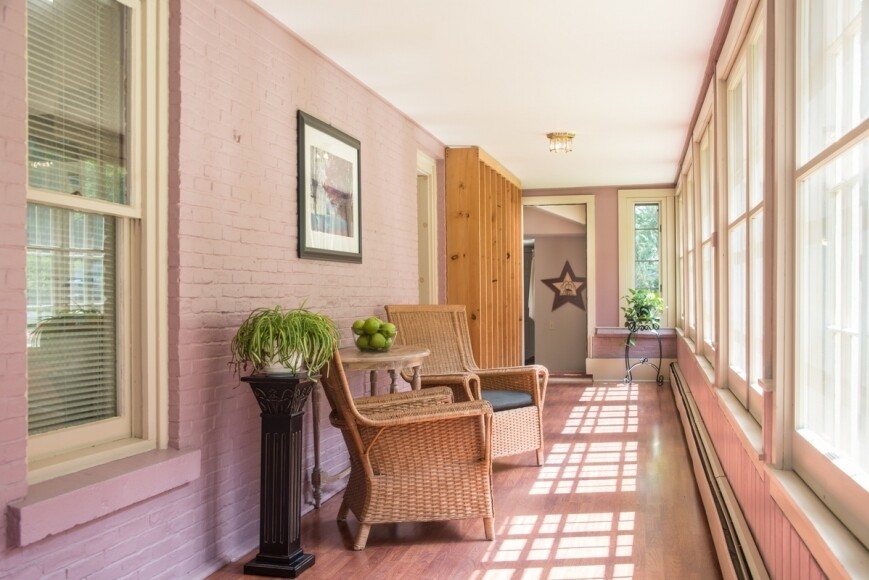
top-left (358, 401), bottom-right (494, 468)
top-left (358, 399), bottom-right (492, 427)
top-left (475, 365), bottom-right (548, 403)
top-left (353, 386), bottom-right (453, 412)
top-left (417, 372), bottom-right (481, 401)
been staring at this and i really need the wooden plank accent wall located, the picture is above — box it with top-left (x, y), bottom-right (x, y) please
top-left (446, 147), bottom-right (523, 369)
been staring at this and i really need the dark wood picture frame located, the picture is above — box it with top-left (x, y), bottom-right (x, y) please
top-left (297, 110), bottom-right (362, 262)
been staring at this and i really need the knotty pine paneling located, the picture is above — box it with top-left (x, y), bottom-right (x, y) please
top-left (446, 147), bottom-right (522, 368)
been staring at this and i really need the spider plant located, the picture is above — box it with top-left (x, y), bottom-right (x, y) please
top-left (229, 304), bottom-right (338, 376)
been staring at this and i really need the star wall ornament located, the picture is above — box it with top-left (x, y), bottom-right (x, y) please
top-left (542, 261), bottom-right (587, 311)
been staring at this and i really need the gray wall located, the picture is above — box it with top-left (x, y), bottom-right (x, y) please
top-left (532, 235), bottom-right (587, 373)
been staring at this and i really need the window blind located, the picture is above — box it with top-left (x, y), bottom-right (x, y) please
top-left (27, 206), bottom-right (118, 435)
top-left (25, 0), bottom-right (129, 436)
top-left (27, 0), bottom-right (129, 205)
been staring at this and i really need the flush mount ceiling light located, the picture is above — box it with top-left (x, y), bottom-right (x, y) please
top-left (547, 132), bottom-right (575, 153)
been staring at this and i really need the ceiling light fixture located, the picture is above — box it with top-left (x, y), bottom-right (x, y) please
top-left (547, 132), bottom-right (575, 153)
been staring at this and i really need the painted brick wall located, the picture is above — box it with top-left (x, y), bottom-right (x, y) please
top-left (0, 0), bottom-right (29, 566)
top-left (0, 0), bottom-right (444, 577)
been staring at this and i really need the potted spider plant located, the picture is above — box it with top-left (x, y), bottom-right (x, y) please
top-left (229, 304), bottom-right (339, 377)
top-left (621, 289), bottom-right (664, 343)
top-left (230, 306), bottom-right (337, 576)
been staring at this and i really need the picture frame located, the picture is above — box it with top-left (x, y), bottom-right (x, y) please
top-left (297, 110), bottom-right (362, 262)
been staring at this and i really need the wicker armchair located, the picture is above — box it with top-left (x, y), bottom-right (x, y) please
top-left (319, 349), bottom-right (495, 550)
top-left (385, 304), bottom-right (549, 465)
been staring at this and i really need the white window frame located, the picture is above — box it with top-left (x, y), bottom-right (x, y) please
top-left (675, 184), bottom-right (685, 332)
top-left (682, 159), bottom-right (698, 343)
top-left (722, 10), bottom-right (767, 423)
top-left (25, 0), bottom-right (168, 483)
top-left (618, 189), bottom-right (676, 328)
top-left (787, 0), bottom-right (869, 551)
top-left (697, 120), bottom-right (717, 365)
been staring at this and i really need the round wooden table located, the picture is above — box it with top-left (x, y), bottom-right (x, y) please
top-left (338, 344), bottom-right (431, 395)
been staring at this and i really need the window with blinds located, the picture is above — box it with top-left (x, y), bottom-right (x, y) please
top-left (27, 0), bottom-right (129, 204)
top-left (26, 206), bottom-right (117, 434)
top-left (26, 0), bottom-right (130, 439)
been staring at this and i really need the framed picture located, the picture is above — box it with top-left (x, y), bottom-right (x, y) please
top-left (297, 110), bottom-right (362, 262)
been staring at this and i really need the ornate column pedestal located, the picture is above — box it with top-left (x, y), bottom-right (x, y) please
top-left (242, 374), bottom-right (316, 578)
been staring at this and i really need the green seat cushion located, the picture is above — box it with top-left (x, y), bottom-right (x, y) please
top-left (481, 389), bottom-right (533, 412)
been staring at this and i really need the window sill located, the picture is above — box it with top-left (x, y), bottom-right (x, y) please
top-left (595, 327), bottom-right (677, 338)
top-left (768, 469), bottom-right (869, 579)
top-left (7, 448), bottom-right (201, 547)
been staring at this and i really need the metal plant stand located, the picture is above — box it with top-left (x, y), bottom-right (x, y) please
top-left (242, 374), bottom-right (316, 578)
top-left (623, 327), bottom-right (664, 386)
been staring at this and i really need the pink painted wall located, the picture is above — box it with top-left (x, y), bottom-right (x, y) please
top-left (0, 0), bottom-right (29, 570)
top-left (677, 339), bottom-right (825, 579)
top-left (0, 0), bottom-right (444, 577)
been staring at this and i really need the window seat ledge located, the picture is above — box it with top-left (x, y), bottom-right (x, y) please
top-left (7, 448), bottom-right (201, 547)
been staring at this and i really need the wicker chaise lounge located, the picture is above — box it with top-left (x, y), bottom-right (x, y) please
top-left (318, 349), bottom-right (496, 550)
top-left (385, 304), bottom-right (549, 465)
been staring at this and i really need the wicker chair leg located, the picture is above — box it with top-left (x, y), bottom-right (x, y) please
top-left (337, 499), bottom-right (349, 522)
top-left (536, 448), bottom-right (545, 466)
top-left (353, 524), bottom-right (371, 551)
top-left (484, 517), bottom-right (495, 541)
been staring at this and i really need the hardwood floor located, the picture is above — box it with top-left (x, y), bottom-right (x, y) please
top-left (209, 381), bottom-right (721, 579)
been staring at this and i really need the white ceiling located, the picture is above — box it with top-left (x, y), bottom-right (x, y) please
top-left (252, 0), bottom-right (726, 189)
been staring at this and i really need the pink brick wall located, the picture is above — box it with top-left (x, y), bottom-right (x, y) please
top-left (0, 0), bottom-right (444, 577)
top-left (0, 0), bottom-right (29, 567)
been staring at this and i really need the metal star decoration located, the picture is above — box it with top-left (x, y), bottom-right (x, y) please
top-left (541, 261), bottom-right (587, 311)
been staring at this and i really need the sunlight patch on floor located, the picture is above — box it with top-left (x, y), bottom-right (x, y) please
top-left (476, 383), bottom-right (644, 579)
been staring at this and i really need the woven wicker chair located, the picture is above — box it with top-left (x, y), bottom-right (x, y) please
top-left (319, 349), bottom-right (495, 550)
top-left (385, 304), bottom-right (549, 465)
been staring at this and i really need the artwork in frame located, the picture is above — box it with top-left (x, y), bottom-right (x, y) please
top-left (297, 110), bottom-right (362, 262)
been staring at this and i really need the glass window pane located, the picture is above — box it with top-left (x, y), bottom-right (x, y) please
top-left (749, 211), bottom-right (764, 387)
top-left (26, 204), bottom-right (118, 435)
top-left (702, 242), bottom-right (715, 346)
top-left (796, 138), bottom-right (869, 477)
top-left (728, 76), bottom-right (747, 222)
top-left (634, 203), bottom-right (661, 293)
top-left (700, 129), bottom-right (715, 238)
top-left (729, 222), bottom-right (747, 377)
top-left (799, 0), bottom-right (868, 163)
top-left (687, 250), bottom-right (696, 331)
top-left (749, 32), bottom-right (766, 209)
top-left (27, 0), bottom-right (131, 204)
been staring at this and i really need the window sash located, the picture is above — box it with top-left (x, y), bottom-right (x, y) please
top-left (792, 0), bottom-right (869, 548)
top-left (25, 0), bottom-right (145, 468)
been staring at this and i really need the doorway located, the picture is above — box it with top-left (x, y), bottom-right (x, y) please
top-left (522, 196), bottom-right (596, 375)
top-left (416, 152), bottom-right (438, 304)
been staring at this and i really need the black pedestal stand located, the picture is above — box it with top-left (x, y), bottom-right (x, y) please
top-left (242, 374), bottom-right (316, 578)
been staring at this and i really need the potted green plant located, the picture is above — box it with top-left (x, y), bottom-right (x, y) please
top-left (229, 304), bottom-right (339, 377)
top-left (621, 288), bottom-right (664, 342)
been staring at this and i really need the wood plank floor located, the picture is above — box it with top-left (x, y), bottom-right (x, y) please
top-left (209, 380), bottom-right (721, 579)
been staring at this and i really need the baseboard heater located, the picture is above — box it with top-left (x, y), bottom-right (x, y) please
top-left (669, 362), bottom-right (769, 580)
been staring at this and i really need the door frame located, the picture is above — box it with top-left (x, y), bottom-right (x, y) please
top-left (522, 195), bottom-right (597, 365)
top-left (416, 151), bottom-right (438, 304)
